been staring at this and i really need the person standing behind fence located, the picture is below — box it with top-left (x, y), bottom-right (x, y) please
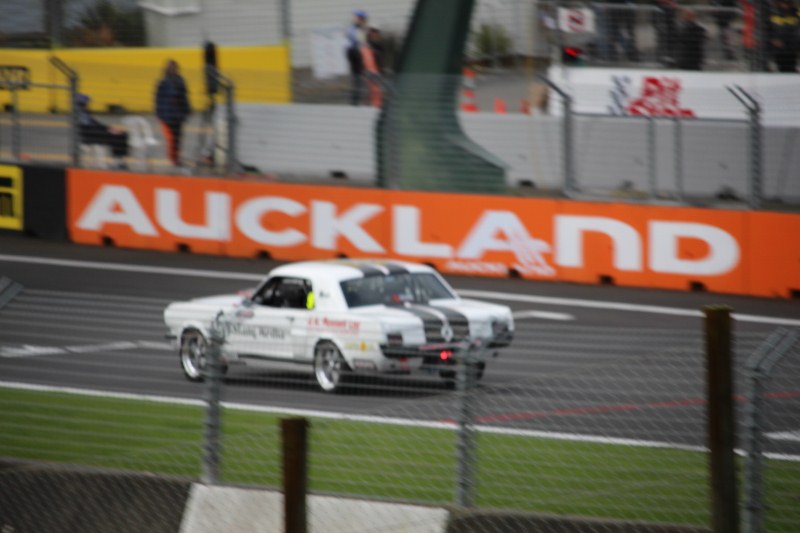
top-left (676, 9), bottom-right (707, 70)
top-left (155, 59), bottom-right (191, 168)
top-left (653, 0), bottom-right (678, 66)
top-left (769, 0), bottom-right (800, 72)
top-left (346, 10), bottom-right (369, 105)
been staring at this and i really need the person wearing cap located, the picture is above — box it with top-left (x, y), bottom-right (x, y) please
top-left (75, 93), bottom-right (130, 169)
top-left (345, 9), bottom-right (369, 105)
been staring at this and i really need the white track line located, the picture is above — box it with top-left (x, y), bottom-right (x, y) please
top-left (1, 380), bottom-right (798, 462)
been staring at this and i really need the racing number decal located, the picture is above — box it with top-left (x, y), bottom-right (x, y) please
top-left (0, 165), bottom-right (23, 231)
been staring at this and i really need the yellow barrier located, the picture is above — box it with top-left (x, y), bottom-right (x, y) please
top-left (0, 45), bottom-right (291, 113)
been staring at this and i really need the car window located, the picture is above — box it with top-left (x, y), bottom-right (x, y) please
top-left (252, 277), bottom-right (312, 309)
top-left (340, 272), bottom-right (455, 308)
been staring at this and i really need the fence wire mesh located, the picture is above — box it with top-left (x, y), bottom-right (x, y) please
top-left (1, 277), bottom-right (799, 531)
top-left (2, 0), bottom-right (799, 205)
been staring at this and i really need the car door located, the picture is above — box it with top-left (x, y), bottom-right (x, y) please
top-left (246, 276), bottom-right (310, 360)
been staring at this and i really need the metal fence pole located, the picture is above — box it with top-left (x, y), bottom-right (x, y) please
top-left (224, 82), bottom-right (237, 176)
top-left (50, 56), bottom-right (80, 167)
top-left (674, 117), bottom-right (684, 202)
top-left (10, 88), bottom-right (21, 160)
top-left (202, 313), bottom-right (225, 484)
top-left (537, 76), bottom-right (575, 196)
top-left (647, 116), bottom-right (657, 198)
top-left (455, 342), bottom-right (478, 508)
top-left (726, 85), bottom-right (762, 209)
top-left (743, 329), bottom-right (799, 533)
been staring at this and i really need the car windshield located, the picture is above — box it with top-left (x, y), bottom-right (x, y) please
top-left (340, 272), bottom-right (456, 308)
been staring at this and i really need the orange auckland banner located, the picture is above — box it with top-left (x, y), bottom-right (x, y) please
top-left (67, 169), bottom-right (800, 298)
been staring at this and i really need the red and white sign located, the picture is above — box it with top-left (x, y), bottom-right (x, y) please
top-left (548, 67), bottom-right (800, 126)
top-left (557, 8), bottom-right (596, 34)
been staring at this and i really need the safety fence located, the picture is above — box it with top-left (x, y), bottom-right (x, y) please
top-left (3, 2), bottom-right (800, 205)
top-left (0, 289), bottom-right (798, 532)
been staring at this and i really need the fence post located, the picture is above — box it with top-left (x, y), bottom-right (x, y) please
top-left (10, 88), bottom-right (21, 160)
top-left (224, 81), bottom-right (237, 176)
top-left (202, 313), bottom-right (225, 484)
top-left (743, 329), bottom-right (799, 533)
top-left (726, 86), bottom-right (762, 209)
top-left (455, 342), bottom-right (478, 508)
top-left (674, 117), bottom-right (684, 202)
top-left (537, 76), bottom-right (575, 196)
top-left (704, 305), bottom-right (740, 533)
top-left (50, 56), bottom-right (80, 166)
top-left (282, 417), bottom-right (309, 533)
top-left (647, 116), bottom-right (657, 198)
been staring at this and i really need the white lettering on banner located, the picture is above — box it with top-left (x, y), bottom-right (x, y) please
top-left (555, 216), bottom-right (642, 271)
top-left (156, 189), bottom-right (231, 241)
top-left (311, 201), bottom-right (385, 253)
top-left (76, 185), bottom-right (158, 236)
top-left (236, 197), bottom-right (307, 246)
top-left (649, 222), bottom-right (740, 275)
top-left (458, 211), bottom-right (554, 276)
top-left (74, 185), bottom-right (744, 277)
top-left (393, 206), bottom-right (452, 257)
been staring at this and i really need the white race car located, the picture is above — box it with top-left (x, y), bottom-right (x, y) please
top-left (164, 260), bottom-right (514, 392)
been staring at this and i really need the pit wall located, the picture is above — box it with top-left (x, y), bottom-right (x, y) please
top-left (0, 45), bottom-right (291, 113)
top-left (61, 168), bottom-right (800, 298)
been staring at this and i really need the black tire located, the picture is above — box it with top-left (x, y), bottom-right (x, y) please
top-left (313, 341), bottom-right (350, 393)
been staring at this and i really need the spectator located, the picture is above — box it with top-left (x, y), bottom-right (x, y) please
top-left (676, 9), bottom-right (707, 70)
top-left (367, 26), bottom-right (386, 74)
top-left (605, 0), bottom-right (639, 61)
top-left (345, 9), bottom-right (369, 105)
top-left (76, 93), bottom-right (129, 170)
top-left (653, 0), bottom-right (678, 66)
top-left (155, 59), bottom-right (191, 168)
top-left (712, 0), bottom-right (737, 60)
top-left (769, 0), bottom-right (800, 72)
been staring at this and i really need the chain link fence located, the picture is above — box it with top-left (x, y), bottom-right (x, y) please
top-left (2, 278), bottom-right (798, 532)
top-left (2, 1), bottom-right (799, 205)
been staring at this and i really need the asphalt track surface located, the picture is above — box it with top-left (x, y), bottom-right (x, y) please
top-left (1, 234), bottom-right (798, 455)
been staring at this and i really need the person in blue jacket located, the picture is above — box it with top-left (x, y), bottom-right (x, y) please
top-left (155, 59), bottom-right (191, 167)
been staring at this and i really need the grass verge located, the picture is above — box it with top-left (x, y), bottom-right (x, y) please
top-left (1, 387), bottom-right (799, 531)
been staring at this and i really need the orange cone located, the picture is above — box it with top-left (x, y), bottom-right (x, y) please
top-left (461, 67), bottom-right (478, 112)
top-left (494, 97), bottom-right (507, 114)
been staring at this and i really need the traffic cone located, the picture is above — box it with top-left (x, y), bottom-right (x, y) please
top-left (461, 67), bottom-right (478, 112)
top-left (494, 97), bottom-right (507, 114)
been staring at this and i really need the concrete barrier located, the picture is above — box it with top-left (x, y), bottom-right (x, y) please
top-left (179, 484), bottom-right (450, 533)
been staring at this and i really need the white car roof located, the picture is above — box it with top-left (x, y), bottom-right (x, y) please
top-left (268, 259), bottom-right (436, 284)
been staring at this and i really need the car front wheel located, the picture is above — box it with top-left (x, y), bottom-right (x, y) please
top-left (314, 341), bottom-right (349, 393)
top-left (180, 329), bottom-right (207, 382)
top-left (179, 329), bottom-right (228, 382)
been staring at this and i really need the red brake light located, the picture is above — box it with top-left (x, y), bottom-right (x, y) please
top-left (440, 350), bottom-right (452, 361)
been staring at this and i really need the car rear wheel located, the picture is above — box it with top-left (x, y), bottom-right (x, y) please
top-left (314, 341), bottom-right (349, 393)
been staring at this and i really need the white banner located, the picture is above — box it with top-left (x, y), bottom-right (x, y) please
top-left (557, 8), bottom-right (596, 34)
top-left (548, 67), bottom-right (800, 127)
top-left (310, 28), bottom-right (350, 80)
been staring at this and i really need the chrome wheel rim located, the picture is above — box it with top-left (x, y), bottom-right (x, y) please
top-left (181, 332), bottom-right (206, 380)
top-left (314, 344), bottom-right (341, 392)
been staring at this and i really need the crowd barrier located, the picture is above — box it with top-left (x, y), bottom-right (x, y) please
top-left (0, 163), bottom-right (67, 240)
top-left (0, 45), bottom-right (290, 113)
top-left (65, 169), bottom-right (800, 298)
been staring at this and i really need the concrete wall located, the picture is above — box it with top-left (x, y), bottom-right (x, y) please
top-left (235, 102), bottom-right (800, 201)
